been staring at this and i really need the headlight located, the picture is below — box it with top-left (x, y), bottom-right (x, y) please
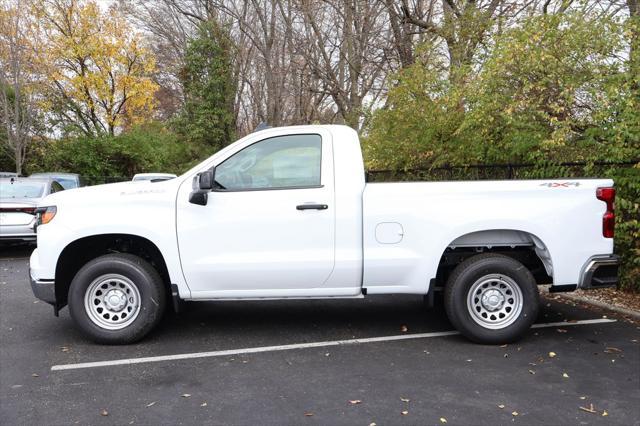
top-left (35, 206), bottom-right (57, 227)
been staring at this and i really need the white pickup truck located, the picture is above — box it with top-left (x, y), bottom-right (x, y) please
top-left (29, 125), bottom-right (619, 344)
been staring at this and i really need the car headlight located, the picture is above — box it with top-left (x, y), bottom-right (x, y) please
top-left (36, 206), bottom-right (57, 227)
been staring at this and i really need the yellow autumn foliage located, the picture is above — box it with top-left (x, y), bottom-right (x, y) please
top-left (35, 0), bottom-right (157, 135)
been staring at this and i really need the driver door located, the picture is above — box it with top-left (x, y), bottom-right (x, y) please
top-left (176, 132), bottom-right (336, 298)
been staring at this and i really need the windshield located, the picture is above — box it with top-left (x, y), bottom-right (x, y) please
top-left (0, 181), bottom-right (45, 198)
top-left (132, 176), bottom-right (156, 181)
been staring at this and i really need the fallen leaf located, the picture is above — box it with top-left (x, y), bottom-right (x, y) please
top-left (146, 402), bottom-right (156, 407)
top-left (557, 329), bottom-right (568, 333)
top-left (602, 410), bottom-right (608, 417)
top-left (400, 397), bottom-right (410, 403)
top-left (325, 353), bottom-right (330, 357)
top-left (440, 417), bottom-right (447, 423)
top-left (512, 411), bottom-right (519, 416)
top-left (60, 346), bottom-right (70, 352)
top-left (604, 347), bottom-right (622, 353)
top-left (31, 373), bottom-right (39, 378)
top-left (548, 352), bottom-right (557, 358)
top-left (304, 412), bottom-right (314, 417)
top-left (401, 410), bottom-right (409, 416)
top-left (100, 410), bottom-right (108, 417)
top-left (562, 373), bottom-right (569, 378)
top-left (181, 394), bottom-right (191, 398)
top-left (200, 402), bottom-right (207, 407)
top-left (579, 396), bottom-right (587, 400)
top-left (400, 325), bottom-right (408, 332)
top-left (498, 404), bottom-right (505, 409)
top-left (349, 400), bottom-right (362, 405)
top-left (528, 370), bottom-right (536, 375)
top-left (579, 404), bottom-right (597, 414)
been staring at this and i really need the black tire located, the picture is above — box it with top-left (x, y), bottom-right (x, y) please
top-left (444, 253), bottom-right (539, 344)
top-left (68, 253), bottom-right (166, 344)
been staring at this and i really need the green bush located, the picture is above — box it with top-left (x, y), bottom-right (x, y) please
top-left (25, 122), bottom-right (205, 183)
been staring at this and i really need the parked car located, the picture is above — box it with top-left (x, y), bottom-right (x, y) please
top-left (29, 172), bottom-right (83, 190)
top-left (0, 172), bottom-right (19, 178)
top-left (29, 125), bottom-right (618, 345)
top-left (0, 178), bottom-right (65, 243)
top-left (132, 173), bottom-right (177, 182)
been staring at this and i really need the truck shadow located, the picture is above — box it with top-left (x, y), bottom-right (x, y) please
top-left (153, 295), bottom-right (452, 344)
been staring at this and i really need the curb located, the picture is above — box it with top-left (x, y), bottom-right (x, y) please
top-left (553, 292), bottom-right (640, 320)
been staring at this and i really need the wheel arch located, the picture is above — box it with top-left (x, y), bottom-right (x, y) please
top-left (55, 233), bottom-right (171, 308)
top-left (434, 229), bottom-right (554, 289)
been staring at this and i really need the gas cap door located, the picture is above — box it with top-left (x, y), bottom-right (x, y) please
top-left (375, 222), bottom-right (404, 244)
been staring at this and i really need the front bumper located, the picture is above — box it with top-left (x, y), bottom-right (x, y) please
top-left (30, 274), bottom-right (56, 305)
top-left (578, 255), bottom-right (619, 289)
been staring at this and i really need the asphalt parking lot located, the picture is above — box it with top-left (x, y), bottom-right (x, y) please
top-left (1, 245), bottom-right (639, 426)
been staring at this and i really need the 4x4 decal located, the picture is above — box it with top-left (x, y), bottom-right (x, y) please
top-left (540, 182), bottom-right (580, 188)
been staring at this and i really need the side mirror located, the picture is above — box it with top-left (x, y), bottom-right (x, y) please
top-left (198, 169), bottom-right (214, 190)
top-left (189, 168), bottom-right (215, 206)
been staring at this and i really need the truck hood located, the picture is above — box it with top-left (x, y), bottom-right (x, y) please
top-left (39, 179), bottom-right (180, 208)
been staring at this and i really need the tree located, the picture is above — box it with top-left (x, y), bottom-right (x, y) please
top-left (0, 0), bottom-right (42, 174)
top-left (364, 11), bottom-right (630, 169)
top-left (173, 20), bottom-right (235, 152)
top-left (460, 12), bottom-right (626, 164)
top-left (37, 0), bottom-right (157, 136)
top-left (291, 0), bottom-right (391, 130)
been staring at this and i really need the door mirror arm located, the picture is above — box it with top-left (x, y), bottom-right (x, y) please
top-left (189, 167), bottom-right (215, 206)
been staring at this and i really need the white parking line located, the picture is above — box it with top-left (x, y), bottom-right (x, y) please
top-left (51, 318), bottom-right (616, 371)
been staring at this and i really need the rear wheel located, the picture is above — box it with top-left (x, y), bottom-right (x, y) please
top-left (444, 253), bottom-right (539, 344)
top-left (68, 253), bottom-right (166, 344)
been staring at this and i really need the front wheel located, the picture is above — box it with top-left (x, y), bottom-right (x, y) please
top-left (444, 253), bottom-right (539, 344)
top-left (68, 253), bottom-right (166, 344)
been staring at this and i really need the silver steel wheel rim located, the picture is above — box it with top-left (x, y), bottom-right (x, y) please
top-left (466, 274), bottom-right (523, 330)
top-left (84, 274), bottom-right (141, 330)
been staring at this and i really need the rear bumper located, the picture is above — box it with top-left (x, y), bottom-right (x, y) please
top-left (578, 255), bottom-right (619, 289)
top-left (0, 224), bottom-right (36, 241)
top-left (0, 231), bottom-right (36, 241)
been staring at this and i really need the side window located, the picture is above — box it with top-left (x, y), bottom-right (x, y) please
top-left (215, 134), bottom-right (322, 190)
top-left (51, 182), bottom-right (64, 193)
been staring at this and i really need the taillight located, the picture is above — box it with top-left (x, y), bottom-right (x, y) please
top-left (596, 187), bottom-right (615, 238)
top-left (0, 207), bottom-right (36, 214)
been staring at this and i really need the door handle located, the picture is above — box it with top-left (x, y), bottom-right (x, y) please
top-left (296, 204), bottom-right (328, 210)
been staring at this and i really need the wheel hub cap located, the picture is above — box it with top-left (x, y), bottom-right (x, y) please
top-left (481, 289), bottom-right (505, 311)
top-left (104, 289), bottom-right (127, 312)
